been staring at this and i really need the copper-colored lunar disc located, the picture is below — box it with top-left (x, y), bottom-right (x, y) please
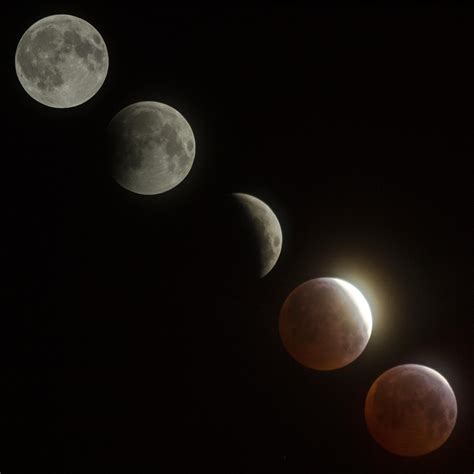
top-left (279, 277), bottom-right (372, 370)
top-left (365, 364), bottom-right (457, 456)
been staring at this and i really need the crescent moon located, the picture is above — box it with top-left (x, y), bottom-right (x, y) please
top-left (332, 278), bottom-right (372, 336)
top-left (231, 193), bottom-right (282, 278)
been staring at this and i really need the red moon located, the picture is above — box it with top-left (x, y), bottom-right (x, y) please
top-left (279, 278), bottom-right (372, 370)
top-left (365, 364), bottom-right (457, 456)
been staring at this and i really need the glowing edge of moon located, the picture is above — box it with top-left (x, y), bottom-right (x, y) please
top-left (331, 277), bottom-right (373, 337)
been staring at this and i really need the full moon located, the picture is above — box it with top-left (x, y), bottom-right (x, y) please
top-left (365, 364), bottom-right (457, 456)
top-left (279, 277), bottom-right (372, 370)
top-left (227, 193), bottom-right (282, 279)
top-left (15, 14), bottom-right (108, 108)
top-left (108, 102), bottom-right (196, 195)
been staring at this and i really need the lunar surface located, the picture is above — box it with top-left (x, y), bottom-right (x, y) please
top-left (229, 193), bottom-right (282, 278)
top-left (15, 14), bottom-right (108, 108)
top-left (108, 102), bottom-right (196, 195)
top-left (279, 278), bottom-right (372, 370)
top-left (365, 364), bottom-right (457, 456)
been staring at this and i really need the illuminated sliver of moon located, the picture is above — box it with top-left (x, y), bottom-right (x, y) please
top-left (231, 193), bottom-right (282, 278)
top-left (332, 278), bottom-right (372, 336)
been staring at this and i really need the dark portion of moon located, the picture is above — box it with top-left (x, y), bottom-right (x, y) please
top-left (108, 102), bottom-right (196, 195)
top-left (279, 278), bottom-right (372, 370)
top-left (223, 193), bottom-right (282, 279)
top-left (365, 364), bottom-right (457, 456)
top-left (15, 14), bottom-right (108, 108)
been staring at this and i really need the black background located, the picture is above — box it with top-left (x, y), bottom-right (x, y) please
top-left (2, 3), bottom-right (473, 473)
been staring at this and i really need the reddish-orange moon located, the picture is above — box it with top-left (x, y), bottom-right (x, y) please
top-left (365, 364), bottom-right (457, 456)
top-left (279, 277), bottom-right (372, 370)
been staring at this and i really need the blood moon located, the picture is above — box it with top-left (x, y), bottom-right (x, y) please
top-left (365, 364), bottom-right (457, 456)
top-left (279, 278), bottom-right (372, 370)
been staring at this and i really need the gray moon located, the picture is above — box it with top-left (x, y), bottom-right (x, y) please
top-left (279, 277), bottom-right (372, 370)
top-left (108, 102), bottom-right (196, 195)
top-left (15, 14), bottom-right (108, 108)
top-left (232, 193), bottom-right (282, 278)
top-left (365, 364), bottom-right (457, 456)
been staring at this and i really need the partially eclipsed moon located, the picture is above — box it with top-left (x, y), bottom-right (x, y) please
top-left (279, 277), bottom-right (372, 370)
top-left (335, 278), bottom-right (372, 335)
top-left (365, 364), bottom-right (457, 456)
top-left (15, 14), bottom-right (108, 108)
top-left (231, 193), bottom-right (282, 278)
top-left (108, 101), bottom-right (196, 195)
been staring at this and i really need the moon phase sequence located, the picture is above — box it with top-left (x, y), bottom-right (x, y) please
top-left (108, 102), bottom-right (196, 195)
top-left (365, 364), bottom-right (457, 456)
top-left (12, 13), bottom-right (461, 464)
top-left (279, 278), bottom-right (372, 370)
top-left (15, 14), bottom-right (108, 108)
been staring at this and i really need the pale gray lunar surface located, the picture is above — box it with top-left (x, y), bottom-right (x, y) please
top-left (232, 193), bottom-right (282, 277)
top-left (15, 14), bottom-right (108, 108)
top-left (108, 102), bottom-right (196, 195)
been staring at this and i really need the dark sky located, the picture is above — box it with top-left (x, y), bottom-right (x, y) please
top-left (2, 3), bottom-right (473, 473)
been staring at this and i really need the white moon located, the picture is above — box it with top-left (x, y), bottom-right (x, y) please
top-left (108, 101), bottom-right (196, 195)
top-left (15, 14), bottom-right (109, 108)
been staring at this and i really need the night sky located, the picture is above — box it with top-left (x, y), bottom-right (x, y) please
top-left (2, 3), bottom-right (473, 473)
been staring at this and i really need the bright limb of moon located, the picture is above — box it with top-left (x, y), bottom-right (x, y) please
top-left (332, 278), bottom-right (372, 336)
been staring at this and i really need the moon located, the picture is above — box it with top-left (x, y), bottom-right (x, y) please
top-left (365, 364), bottom-right (457, 456)
top-left (279, 277), bottom-right (372, 370)
top-left (15, 14), bottom-right (108, 108)
top-left (108, 101), bottom-right (196, 195)
top-left (227, 193), bottom-right (282, 279)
